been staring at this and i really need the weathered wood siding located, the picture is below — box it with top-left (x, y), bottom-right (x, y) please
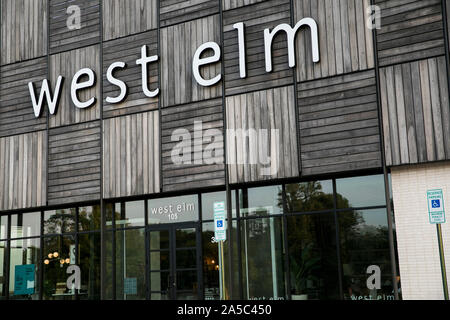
top-left (160, 0), bottom-right (219, 27)
top-left (49, 0), bottom-right (101, 54)
top-left (293, 0), bottom-right (375, 82)
top-left (161, 98), bottom-right (225, 192)
top-left (0, 57), bottom-right (48, 137)
top-left (160, 14), bottom-right (222, 107)
top-left (380, 56), bottom-right (450, 166)
top-left (103, 0), bottom-right (158, 41)
top-left (1, 0), bottom-right (48, 65)
top-left (222, 0), bottom-right (267, 11)
top-left (376, 0), bottom-right (445, 66)
top-left (223, 0), bottom-right (293, 96)
top-left (48, 121), bottom-right (101, 205)
top-left (103, 111), bottom-right (160, 199)
top-left (226, 86), bottom-right (299, 184)
top-left (0, 131), bottom-right (47, 211)
top-left (102, 30), bottom-right (159, 118)
top-left (49, 45), bottom-right (101, 128)
top-left (298, 69), bottom-right (381, 175)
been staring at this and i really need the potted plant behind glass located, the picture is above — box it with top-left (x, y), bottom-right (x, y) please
top-left (290, 243), bottom-right (320, 300)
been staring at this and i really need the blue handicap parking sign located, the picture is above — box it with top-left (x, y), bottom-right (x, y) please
top-left (432, 200), bottom-right (441, 208)
top-left (217, 220), bottom-right (223, 228)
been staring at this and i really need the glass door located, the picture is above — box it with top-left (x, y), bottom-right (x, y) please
top-left (147, 223), bottom-right (201, 300)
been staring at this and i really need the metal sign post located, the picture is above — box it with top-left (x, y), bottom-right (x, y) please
top-left (427, 189), bottom-right (449, 300)
top-left (214, 202), bottom-right (227, 300)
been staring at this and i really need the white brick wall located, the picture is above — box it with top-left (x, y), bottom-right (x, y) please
top-left (392, 162), bottom-right (450, 300)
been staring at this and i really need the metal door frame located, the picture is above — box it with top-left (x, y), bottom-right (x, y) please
top-left (146, 222), bottom-right (202, 300)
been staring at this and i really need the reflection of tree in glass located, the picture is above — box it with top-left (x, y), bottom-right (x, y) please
top-left (44, 209), bottom-right (76, 234)
top-left (282, 182), bottom-right (363, 299)
top-left (78, 206), bottom-right (101, 231)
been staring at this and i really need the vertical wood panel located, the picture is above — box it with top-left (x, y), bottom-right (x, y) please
top-left (49, 45), bottom-right (101, 128)
top-left (226, 86), bottom-right (299, 184)
top-left (380, 56), bottom-right (450, 166)
top-left (161, 15), bottom-right (222, 107)
top-left (103, 0), bottom-right (158, 41)
top-left (293, 0), bottom-right (375, 82)
top-left (103, 111), bottom-right (160, 199)
top-left (1, 0), bottom-right (48, 65)
top-left (0, 131), bottom-right (47, 211)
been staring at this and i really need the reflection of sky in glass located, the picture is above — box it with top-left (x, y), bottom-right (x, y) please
top-left (120, 201), bottom-right (145, 226)
top-left (336, 175), bottom-right (386, 208)
top-left (246, 185), bottom-right (283, 215)
top-left (356, 208), bottom-right (388, 229)
top-left (11, 212), bottom-right (41, 238)
top-left (1, 216), bottom-right (6, 239)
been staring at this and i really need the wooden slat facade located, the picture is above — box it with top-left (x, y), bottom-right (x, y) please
top-left (160, 14), bottom-right (222, 108)
top-left (48, 121), bottom-right (101, 205)
top-left (222, 0), bottom-right (267, 11)
top-left (160, 0), bottom-right (219, 27)
top-left (103, 111), bottom-right (160, 199)
top-left (380, 56), bottom-right (450, 166)
top-left (49, 0), bottom-right (101, 54)
top-left (0, 57), bottom-right (47, 137)
top-left (298, 69), bottom-right (382, 175)
top-left (293, 0), bottom-right (375, 82)
top-left (0, 131), bottom-right (47, 211)
top-left (0, 0), bottom-right (48, 65)
top-left (375, 0), bottom-right (445, 67)
top-left (49, 44), bottom-right (101, 128)
top-left (102, 30), bottom-right (159, 118)
top-left (161, 98), bottom-right (225, 192)
top-left (223, 0), bottom-right (293, 96)
top-left (103, 0), bottom-right (158, 41)
top-left (226, 86), bottom-right (299, 184)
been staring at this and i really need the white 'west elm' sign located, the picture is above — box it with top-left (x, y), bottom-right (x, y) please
top-left (28, 18), bottom-right (319, 118)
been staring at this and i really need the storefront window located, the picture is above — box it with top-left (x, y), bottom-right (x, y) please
top-left (1, 216), bottom-right (8, 239)
top-left (148, 195), bottom-right (198, 224)
top-left (78, 233), bottom-right (101, 300)
top-left (285, 180), bottom-right (333, 213)
top-left (42, 235), bottom-right (76, 300)
top-left (336, 175), bottom-right (386, 208)
top-left (116, 201), bottom-right (145, 228)
top-left (10, 212), bottom-right (40, 239)
top-left (240, 217), bottom-right (285, 300)
top-left (240, 186), bottom-right (283, 218)
top-left (287, 213), bottom-right (339, 300)
top-left (0, 241), bottom-right (6, 298)
top-left (104, 231), bottom-right (114, 300)
top-left (44, 209), bottom-right (76, 234)
top-left (115, 228), bottom-right (146, 300)
top-left (78, 206), bottom-right (101, 231)
top-left (9, 238), bottom-right (40, 300)
top-left (339, 208), bottom-right (394, 300)
top-left (202, 222), bottom-right (220, 300)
